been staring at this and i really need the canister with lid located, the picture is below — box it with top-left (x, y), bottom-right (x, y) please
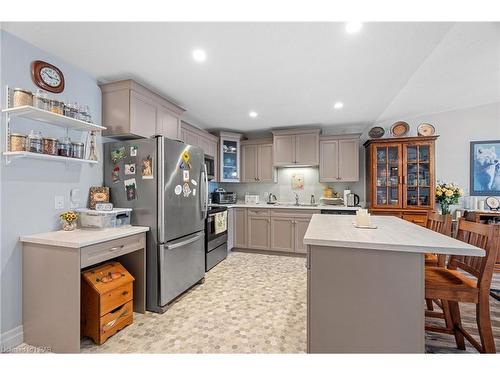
top-left (9, 133), bottom-right (27, 152)
top-left (58, 137), bottom-right (73, 157)
top-left (49, 99), bottom-right (64, 115)
top-left (12, 88), bottom-right (33, 107)
top-left (71, 142), bottom-right (85, 159)
top-left (28, 130), bottom-right (43, 153)
top-left (42, 137), bottom-right (58, 155)
top-left (34, 89), bottom-right (50, 111)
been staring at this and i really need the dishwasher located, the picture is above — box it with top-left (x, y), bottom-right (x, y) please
top-left (320, 209), bottom-right (356, 215)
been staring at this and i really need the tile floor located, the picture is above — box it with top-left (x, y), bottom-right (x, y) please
top-left (12, 251), bottom-right (500, 353)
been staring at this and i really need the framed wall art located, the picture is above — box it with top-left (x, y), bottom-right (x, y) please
top-left (470, 140), bottom-right (500, 196)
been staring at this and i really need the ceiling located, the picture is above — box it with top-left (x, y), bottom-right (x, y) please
top-left (1, 22), bottom-right (499, 132)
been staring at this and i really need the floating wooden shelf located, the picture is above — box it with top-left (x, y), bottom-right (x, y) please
top-left (3, 151), bottom-right (98, 164)
top-left (2, 106), bottom-right (106, 132)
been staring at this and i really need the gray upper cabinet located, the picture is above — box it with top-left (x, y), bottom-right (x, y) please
top-left (319, 135), bottom-right (360, 182)
top-left (180, 121), bottom-right (219, 180)
top-left (156, 105), bottom-right (181, 140)
top-left (241, 139), bottom-right (274, 183)
top-left (272, 129), bottom-right (320, 166)
top-left (100, 80), bottom-right (184, 139)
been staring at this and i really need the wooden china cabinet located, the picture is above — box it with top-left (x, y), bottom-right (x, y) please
top-left (364, 136), bottom-right (438, 226)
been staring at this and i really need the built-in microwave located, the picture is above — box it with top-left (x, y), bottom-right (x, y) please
top-left (204, 155), bottom-right (215, 181)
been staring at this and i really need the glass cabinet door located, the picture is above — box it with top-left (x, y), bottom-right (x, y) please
top-left (373, 145), bottom-right (401, 208)
top-left (403, 144), bottom-right (432, 208)
top-left (220, 138), bottom-right (240, 182)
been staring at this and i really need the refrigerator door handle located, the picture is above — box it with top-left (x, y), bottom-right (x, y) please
top-left (157, 137), bottom-right (165, 244)
top-left (165, 232), bottom-right (204, 250)
top-left (201, 163), bottom-right (209, 220)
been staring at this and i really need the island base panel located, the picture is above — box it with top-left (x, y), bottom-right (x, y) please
top-left (307, 245), bottom-right (425, 353)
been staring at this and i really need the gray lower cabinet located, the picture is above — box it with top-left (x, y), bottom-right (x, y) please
top-left (247, 215), bottom-right (271, 250)
top-left (270, 217), bottom-right (294, 252)
top-left (294, 218), bottom-right (311, 254)
top-left (234, 208), bottom-right (319, 253)
top-left (234, 208), bottom-right (247, 248)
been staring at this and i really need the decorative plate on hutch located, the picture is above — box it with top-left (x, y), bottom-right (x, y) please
top-left (368, 126), bottom-right (385, 139)
top-left (417, 123), bottom-right (436, 137)
top-left (485, 196), bottom-right (500, 210)
top-left (390, 121), bottom-right (410, 137)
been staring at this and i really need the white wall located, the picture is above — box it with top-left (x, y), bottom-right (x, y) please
top-left (369, 101), bottom-right (500, 208)
top-left (0, 31), bottom-right (103, 349)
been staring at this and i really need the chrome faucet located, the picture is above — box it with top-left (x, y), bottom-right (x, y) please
top-left (294, 193), bottom-right (300, 206)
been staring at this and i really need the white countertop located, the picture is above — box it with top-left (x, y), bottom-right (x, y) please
top-left (303, 214), bottom-right (485, 256)
top-left (20, 226), bottom-right (150, 248)
top-left (210, 203), bottom-right (361, 211)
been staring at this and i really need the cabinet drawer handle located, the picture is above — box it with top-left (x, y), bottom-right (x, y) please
top-left (109, 245), bottom-right (125, 252)
top-left (122, 290), bottom-right (129, 296)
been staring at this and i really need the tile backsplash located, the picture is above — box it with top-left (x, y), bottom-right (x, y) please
top-left (212, 167), bottom-right (365, 205)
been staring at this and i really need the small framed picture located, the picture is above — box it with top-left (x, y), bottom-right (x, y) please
top-left (88, 187), bottom-right (110, 210)
top-left (130, 146), bottom-right (138, 157)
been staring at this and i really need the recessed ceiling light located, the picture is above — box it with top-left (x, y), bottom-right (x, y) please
top-left (334, 102), bottom-right (344, 109)
top-left (249, 111), bottom-right (258, 118)
top-left (345, 22), bottom-right (363, 34)
top-left (192, 49), bottom-right (207, 62)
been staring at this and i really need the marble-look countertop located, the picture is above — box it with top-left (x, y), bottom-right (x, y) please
top-left (303, 215), bottom-right (484, 256)
top-left (210, 202), bottom-right (361, 211)
top-left (20, 226), bottom-right (150, 248)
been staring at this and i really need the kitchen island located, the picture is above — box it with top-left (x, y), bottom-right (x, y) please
top-left (303, 214), bottom-right (484, 353)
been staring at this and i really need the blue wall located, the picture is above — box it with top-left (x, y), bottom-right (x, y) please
top-left (0, 31), bottom-right (103, 348)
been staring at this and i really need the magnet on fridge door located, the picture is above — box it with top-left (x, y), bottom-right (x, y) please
top-left (183, 170), bottom-right (190, 182)
top-left (111, 147), bottom-right (126, 164)
top-left (125, 163), bottom-right (136, 175)
top-left (141, 155), bottom-right (153, 179)
top-left (124, 178), bottom-right (137, 201)
top-left (174, 184), bottom-right (182, 195)
top-left (193, 188), bottom-right (197, 196)
top-left (191, 179), bottom-right (198, 186)
top-left (130, 146), bottom-right (138, 157)
top-left (112, 166), bottom-right (121, 183)
top-left (183, 182), bottom-right (191, 197)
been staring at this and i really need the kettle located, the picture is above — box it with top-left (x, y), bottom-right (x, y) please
top-left (346, 192), bottom-right (360, 207)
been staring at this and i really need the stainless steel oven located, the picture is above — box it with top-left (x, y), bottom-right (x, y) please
top-left (205, 206), bottom-right (228, 271)
top-left (204, 155), bottom-right (215, 181)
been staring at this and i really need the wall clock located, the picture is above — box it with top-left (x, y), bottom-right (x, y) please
top-left (31, 60), bottom-right (65, 93)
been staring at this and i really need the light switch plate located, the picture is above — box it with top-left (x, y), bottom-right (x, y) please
top-left (55, 195), bottom-right (64, 210)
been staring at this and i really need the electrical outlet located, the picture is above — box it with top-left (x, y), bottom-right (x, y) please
top-left (55, 195), bottom-right (64, 210)
top-left (70, 188), bottom-right (80, 209)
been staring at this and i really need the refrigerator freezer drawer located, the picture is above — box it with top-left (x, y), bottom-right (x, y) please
top-left (159, 231), bottom-right (205, 306)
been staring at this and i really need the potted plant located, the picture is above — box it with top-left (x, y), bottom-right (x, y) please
top-left (60, 211), bottom-right (79, 231)
top-left (435, 182), bottom-right (464, 215)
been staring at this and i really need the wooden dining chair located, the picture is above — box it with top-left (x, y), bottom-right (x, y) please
top-left (425, 212), bottom-right (452, 267)
top-left (425, 219), bottom-right (500, 353)
top-left (424, 213), bottom-right (452, 311)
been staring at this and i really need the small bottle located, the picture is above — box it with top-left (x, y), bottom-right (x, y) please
top-left (310, 194), bottom-right (316, 205)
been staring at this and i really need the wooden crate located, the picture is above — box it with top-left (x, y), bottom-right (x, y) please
top-left (81, 262), bottom-right (135, 344)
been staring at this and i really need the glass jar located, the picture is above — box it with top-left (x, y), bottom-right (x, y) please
top-left (42, 137), bottom-right (58, 155)
top-left (64, 102), bottom-right (79, 119)
top-left (28, 130), bottom-right (43, 153)
top-left (71, 142), bottom-right (85, 159)
top-left (9, 133), bottom-right (27, 152)
top-left (58, 137), bottom-right (73, 157)
top-left (34, 89), bottom-right (50, 111)
top-left (49, 99), bottom-right (64, 115)
top-left (12, 88), bottom-right (33, 107)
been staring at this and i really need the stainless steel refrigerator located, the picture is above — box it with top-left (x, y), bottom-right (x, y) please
top-left (104, 136), bottom-right (208, 313)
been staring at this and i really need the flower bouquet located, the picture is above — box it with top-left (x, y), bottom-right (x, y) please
top-left (60, 211), bottom-right (79, 231)
top-left (435, 182), bottom-right (464, 215)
